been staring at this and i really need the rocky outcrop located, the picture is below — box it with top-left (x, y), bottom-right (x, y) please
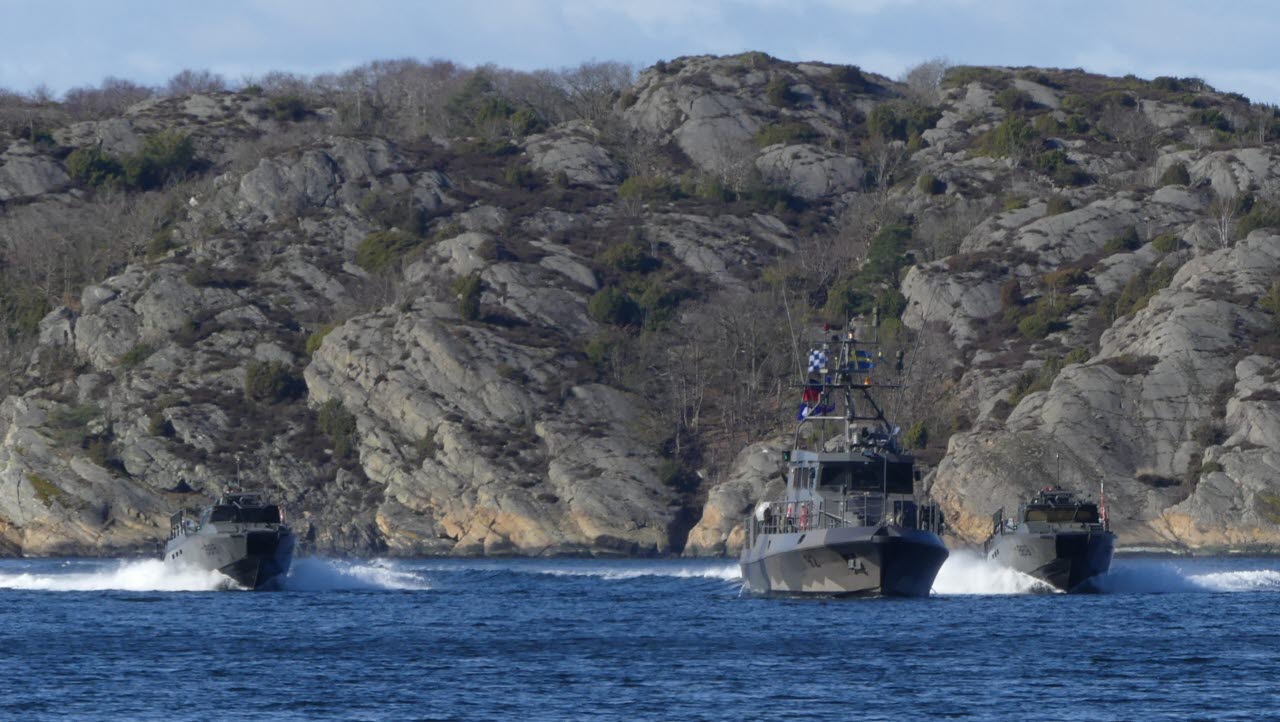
top-left (756, 143), bottom-right (863, 200)
top-left (2, 57), bottom-right (1278, 559)
top-left (932, 232), bottom-right (1280, 550)
top-left (683, 442), bottom-right (783, 556)
top-left (303, 302), bottom-right (678, 555)
top-left (0, 143), bottom-right (69, 200)
top-left (523, 122), bottom-right (621, 188)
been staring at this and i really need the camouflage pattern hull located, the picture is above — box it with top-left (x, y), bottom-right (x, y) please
top-left (164, 528), bottom-right (296, 590)
top-left (739, 524), bottom-right (948, 597)
top-left (987, 530), bottom-right (1114, 592)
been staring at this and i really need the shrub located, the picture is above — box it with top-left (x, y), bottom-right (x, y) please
top-left (1045, 195), bottom-right (1073, 215)
top-left (66, 145), bottom-right (124, 187)
top-left (267, 94), bottom-right (309, 122)
top-left (355, 230), bottom-right (423, 273)
top-left (1001, 195), bottom-right (1028, 211)
top-left (587, 287), bottom-right (642, 327)
top-left (148, 412), bottom-right (176, 438)
top-left (1259, 492), bottom-right (1280, 524)
top-left (0, 285), bottom-right (51, 340)
top-left (1151, 233), bottom-right (1181, 253)
top-left (1190, 108), bottom-right (1231, 132)
top-left (1043, 267), bottom-right (1089, 292)
top-left (453, 274), bottom-right (483, 321)
top-left (1007, 350), bottom-right (1085, 407)
top-left (917, 173), bottom-right (945, 195)
top-left (1114, 265), bottom-right (1177, 317)
top-left (999, 279), bottom-right (1023, 309)
top-left (119, 343), bottom-right (154, 369)
top-left (617, 174), bottom-right (677, 202)
top-left (317, 398), bottom-right (358, 459)
top-left (125, 130), bottom-right (197, 190)
top-left (1017, 312), bottom-right (1054, 340)
top-left (753, 121), bottom-right (818, 148)
top-left (358, 190), bottom-right (427, 235)
top-left (1103, 226), bottom-right (1142, 254)
top-left (868, 103), bottom-right (942, 141)
top-left (830, 65), bottom-right (870, 91)
top-left (244, 361), bottom-right (305, 403)
top-left (636, 278), bottom-right (688, 330)
top-left (598, 241), bottom-right (658, 274)
top-left (1238, 201), bottom-right (1280, 238)
top-left (1158, 163), bottom-right (1191, 187)
top-left (902, 420), bottom-right (929, 449)
top-left (982, 116), bottom-right (1037, 158)
top-left (942, 66), bottom-right (1009, 88)
top-left (503, 162), bottom-right (538, 189)
top-left (146, 232), bottom-right (176, 260)
top-left (305, 324), bottom-right (336, 356)
top-left (765, 77), bottom-right (798, 107)
top-left (508, 107), bottom-right (544, 137)
top-left (583, 332), bottom-right (618, 369)
top-left (995, 87), bottom-right (1034, 112)
top-left (27, 473), bottom-right (68, 507)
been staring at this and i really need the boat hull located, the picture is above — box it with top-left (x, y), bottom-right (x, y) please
top-left (739, 525), bottom-right (948, 597)
top-left (987, 530), bottom-right (1114, 592)
top-left (165, 528), bottom-right (296, 590)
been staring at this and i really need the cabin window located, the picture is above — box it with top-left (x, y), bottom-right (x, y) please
top-left (1025, 507), bottom-right (1099, 523)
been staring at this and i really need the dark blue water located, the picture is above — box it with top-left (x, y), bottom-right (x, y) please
top-left (1, 553), bottom-right (1278, 721)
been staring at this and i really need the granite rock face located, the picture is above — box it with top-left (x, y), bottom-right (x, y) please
top-left (2, 58), bottom-right (1278, 558)
top-left (932, 233), bottom-right (1280, 551)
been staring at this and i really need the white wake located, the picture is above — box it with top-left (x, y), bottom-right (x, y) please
top-left (0, 559), bottom-right (231, 592)
top-left (933, 550), bottom-right (1059, 595)
top-left (1092, 562), bottom-right (1280, 594)
top-left (282, 558), bottom-right (430, 591)
top-left (534, 562), bottom-right (742, 581)
top-left (0, 558), bottom-right (430, 592)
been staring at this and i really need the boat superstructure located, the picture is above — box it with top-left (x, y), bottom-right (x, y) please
top-left (739, 316), bottom-right (948, 597)
top-left (164, 491), bottom-right (295, 590)
top-left (985, 487), bottom-right (1115, 592)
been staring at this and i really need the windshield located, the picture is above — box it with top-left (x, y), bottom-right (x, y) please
top-left (1025, 506), bottom-right (1099, 524)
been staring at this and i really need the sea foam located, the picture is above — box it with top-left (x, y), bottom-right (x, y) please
top-left (933, 550), bottom-right (1059, 595)
top-left (0, 557), bottom-right (430, 593)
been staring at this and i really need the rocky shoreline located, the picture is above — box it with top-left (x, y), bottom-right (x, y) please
top-left (3, 55), bottom-right (1279, 557)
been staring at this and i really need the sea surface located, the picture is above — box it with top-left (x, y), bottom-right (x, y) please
top-left (1, 553), bottom-right (1278, 721)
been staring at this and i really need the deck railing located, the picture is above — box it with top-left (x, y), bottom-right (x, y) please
top-left (746, 495), bottom-right (945, 546)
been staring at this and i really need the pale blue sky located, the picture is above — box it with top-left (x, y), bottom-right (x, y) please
top-left (3, 0), bottom-right (1278, 104)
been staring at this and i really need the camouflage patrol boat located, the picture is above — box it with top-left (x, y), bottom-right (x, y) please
top-left (739, 316), bottom-right (948, 597)
top-left (164, 491), bottom-right (295, 590)
top-left (985, 487), bottom-right (1115, 592)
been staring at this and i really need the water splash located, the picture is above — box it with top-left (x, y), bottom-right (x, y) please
top-left (0, 558), bottom-right (430, 593)
top-left (0, 559), bottom-right (231, 592)
top-left (1093, 561), bottom-right (1280, 594)
top-left (933, 550), bottom-right (1059, 595)
top-left (406, 559), bottom-right (742, 582)
top-left (282, 558), bottom-right (430, 591)
top-left (536, 562), bottom-right (742, 582)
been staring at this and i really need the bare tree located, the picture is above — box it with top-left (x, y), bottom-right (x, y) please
top-left (899, 58), bottom-right (949, 106)
top-left (863, 136), bottom-right (911, 204)
top-left (1099, 104), bottom-right (1156, 160)
top-left (914, 199), bottom-right (991, 262)
top-left (1208, 190), bottom-right (1242, 249)
top-left (556, 61), bottom-right (634, 124)
top-left (64, 77), bottom-right (154, 119)
top-left (165, 69), bottom-right (227, 96)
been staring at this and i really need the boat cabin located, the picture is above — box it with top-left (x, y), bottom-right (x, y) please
top-left (991, 487), bottom-right (1105, 535)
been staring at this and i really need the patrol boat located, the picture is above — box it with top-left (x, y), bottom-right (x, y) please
top-left (164, 491), bottom-right (296, 590)
top-left (984, 487), bottom-right (1115, 592)
top-left (739, 317), bottom-right (948, 597)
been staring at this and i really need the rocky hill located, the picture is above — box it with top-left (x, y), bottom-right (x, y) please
top-left (1, 55), bottom-right (1278, 557)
